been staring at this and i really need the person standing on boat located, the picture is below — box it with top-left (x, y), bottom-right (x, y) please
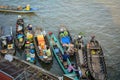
top-left (90, 35), bottom-right (95, 42)
top-left (90, 35), bottom-right (97, 46)
top-left (75, 35), bottom-right (83, 49)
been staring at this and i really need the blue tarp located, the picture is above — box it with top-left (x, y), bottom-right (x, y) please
top-left (30, 49), bottom-right (35, 53)
top-left (61, 36), bottom-right (71, 44)
top-left (17, 34), bottom-right (24, 39)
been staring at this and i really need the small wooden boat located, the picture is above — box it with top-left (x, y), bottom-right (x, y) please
top-left (33, 27), bottom-right (53, 63)
top-left (0, 5), bottom-right (38, 13)
top-left (86, 38), bottom-right (107, 80)
top-left (0, 27), bottom-right (15, 55)
top-left (74, 33), bottom-right (91, 79)
top-left (48, 32), bottom-right (79, 80)
top-left (24, 26), bottom-right (36, 64)
top-left (15, 16), bottom-right (25, 49)
top-left (58, 27), bottom-right (75, 56)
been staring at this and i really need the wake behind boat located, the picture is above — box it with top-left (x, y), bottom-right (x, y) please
top-left (0, 5), bottom-right (38, 13)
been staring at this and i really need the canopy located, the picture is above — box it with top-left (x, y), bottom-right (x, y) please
top-left (37, 35), bottom-right (45, 49)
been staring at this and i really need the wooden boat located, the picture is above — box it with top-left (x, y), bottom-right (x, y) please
top-left (15, 16), bottom-right (25, 49)
top-left (48, 32), bottom-right (79, 80)
top-left (86, 38), bottom-right (107, 80)
top-left (58, 27), bottom-right (75, 56)
top-left (0, 27), bottom-right (15, 55)
top-left (74, 33), bottom-right (91, 79)
top-left (0, 5), bottom-right (38, 13)
top-left (24, 26), bottom-right (36, 64)
top-left (33, 27), bottom-right (53, 63)
top-left (0, 55), bottom-right (60, 80)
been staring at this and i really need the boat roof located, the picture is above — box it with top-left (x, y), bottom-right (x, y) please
top-left (0, 56), bottom-right (60, 80)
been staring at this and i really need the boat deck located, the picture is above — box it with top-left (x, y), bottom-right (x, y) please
top-left (91, 55), bottom-right (101, 73)
top-left (87, 42), bottom-right (107, 80)
top-left (0, 55), bottom-right (59, 80)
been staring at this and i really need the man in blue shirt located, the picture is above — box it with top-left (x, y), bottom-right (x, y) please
top-left (62, 52), bottom-right (69, 62)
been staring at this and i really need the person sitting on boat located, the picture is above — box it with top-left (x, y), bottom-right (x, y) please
top-left (45, 46), bottom-right (52, 57)
top-left (62, 51), bottom-right (69, 62)
top-left (22, 4), bottom-right (30, 11)
top-left (67, 63), bottom-right (75, 73)
top-left (6, 36), bottom-right (13, 44)
top-left (25, 4), bottom-right (30, 11)
top-left (27, 24), bottom-right (32, 31)
top-left (17, 15), bottom-right (24, 25)
top-left (77, 35), bottom-right (83, 43)
top-left (75, 35), bottom-right (83, 49)
top-left (17, 6), bottom-right (22, 10)
top-left (54, 45), bottom-right (60, 55)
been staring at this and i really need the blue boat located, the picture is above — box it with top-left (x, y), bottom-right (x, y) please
top-left (47, 32), bottom-right (79, 80)
top-left (0, 5), bottom-right (38, 13)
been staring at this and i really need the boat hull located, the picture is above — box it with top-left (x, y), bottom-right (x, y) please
top-left (48, 32), bottom-right (79, 80)
top-left (86, 40), bottom-right (107, 80)
top-left (34, 28), bottom-right (53, 63)
top-left (15, 18), bottom-right (25, 50)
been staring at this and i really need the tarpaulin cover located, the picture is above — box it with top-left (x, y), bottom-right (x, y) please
top-left (61, 36), bottom-right (71, 44)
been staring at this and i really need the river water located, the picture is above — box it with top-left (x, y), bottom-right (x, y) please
top-left (0, 0), bottom-right (120, 80)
